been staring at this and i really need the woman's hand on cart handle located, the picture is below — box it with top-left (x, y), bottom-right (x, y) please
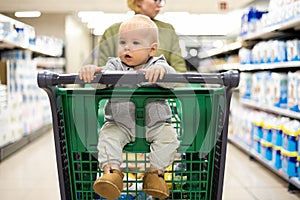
top-left (79, 65), bottom-right (102, 83)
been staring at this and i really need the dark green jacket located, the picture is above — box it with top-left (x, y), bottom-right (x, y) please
top-left (97, 18), bottom-right (187, 73)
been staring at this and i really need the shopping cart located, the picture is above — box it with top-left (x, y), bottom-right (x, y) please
top-left (37, 70), bottom-right (239, 200)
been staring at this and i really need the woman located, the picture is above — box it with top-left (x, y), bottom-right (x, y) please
top-left (97, 0), bottom-right (187, 73)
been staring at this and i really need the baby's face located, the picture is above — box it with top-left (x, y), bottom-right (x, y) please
top-left (118, 28), bottom-right (155, 68)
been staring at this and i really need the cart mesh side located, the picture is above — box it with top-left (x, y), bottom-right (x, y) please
top-left (55, 86), bottom-right (225, 200)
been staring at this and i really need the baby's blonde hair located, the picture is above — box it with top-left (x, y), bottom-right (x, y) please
top-left (119, 14), bottom-right (159, 44)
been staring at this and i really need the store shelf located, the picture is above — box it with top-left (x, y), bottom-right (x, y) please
top-left (199, 41), bottom-right (242, 59)
top-left (249, 149), bottom-right (290, 181)
top-left (0, 14), bottom-right (62, 162)
top-left (0, 37), bottom-right (62, 57)
top-left (0, 123), bottom-right (52, 162)
top-left (240, 17), bottom-right (300, 41)
top-left (290, 177), bottom-right (300, 190)
top-left (228, 135), bottom-right (251, 154)
top-left (240, 99), bottom-right (300, 120)
top-left (229, 139), bottom-right (300, 190)
top-left (239, 61), bottom-right (300, 71)
top-left (215, 61), bottom-right (300, 71)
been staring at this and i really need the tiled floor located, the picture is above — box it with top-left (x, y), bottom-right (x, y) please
top-left (0, 130), bottom-right (299, 200)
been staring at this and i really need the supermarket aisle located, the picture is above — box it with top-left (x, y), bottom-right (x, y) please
top-left (223, 144), bottom-right (300, 200)
top-left (0, 130), bottom-right (299, 200)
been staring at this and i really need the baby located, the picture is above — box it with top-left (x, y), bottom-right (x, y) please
top-left (79, 14), bottom-right (179, 199)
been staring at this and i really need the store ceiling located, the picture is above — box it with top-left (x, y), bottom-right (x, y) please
top-left (0, 0), bottom-right (254, 14)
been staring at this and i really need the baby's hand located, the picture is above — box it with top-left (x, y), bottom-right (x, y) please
top-left (79, 65), bottom-right (102, 83)
top-left (140, 65), bottom-right (166, 83)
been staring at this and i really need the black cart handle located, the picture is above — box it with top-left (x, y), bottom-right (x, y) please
top-left (37, 70), bottom-right (239, 89)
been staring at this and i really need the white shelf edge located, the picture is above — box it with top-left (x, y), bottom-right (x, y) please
top-left (199, 41), bottom-right (242, 59)
top-left (216, 61), bottom-right (300, 71)
top-left (240, 16), bottom-right (300, 41)
top-left (240, 99), bottom-right (300, 120)
top-left (0, 37), bottom-right (62, 57)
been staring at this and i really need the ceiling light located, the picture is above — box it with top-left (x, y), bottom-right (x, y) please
top-left (15, 11), bottom-right (41, 18)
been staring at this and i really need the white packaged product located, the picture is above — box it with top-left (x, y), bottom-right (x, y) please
top-left (271, 40), bottom-right (287, 63)
top-left (286, 39), bottom-right (300, 61)
top-left (294, 0), bottom-right (300, 16)
top-left (284, 0), bottom-right (294, 20)
top-left (288, 71), bottom-right (300, 112)
top-left (251, 72), bottom-right (271, 104)
top-left (239, 72), bottom-right (252, 99)
top-left (238, 48), bottom-right (252, 64)
top-left (270, 73), bottom-right (288, 108)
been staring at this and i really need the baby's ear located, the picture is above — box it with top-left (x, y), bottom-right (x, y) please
top-left (149, 42), bottom-right (158, 57)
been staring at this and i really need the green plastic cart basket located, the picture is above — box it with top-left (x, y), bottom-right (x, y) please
top-left (37, 70), bottom-right (239, 200)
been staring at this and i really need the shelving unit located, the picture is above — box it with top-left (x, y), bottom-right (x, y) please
top-left (241, 99), bottom-right (300, 120)
top-left (198, 41), bottom-right (242, 59)
top-left (239, 16), bottom-right (300, 41)
top-left (0, 37), bottom-right (62, 57)
top-left (205, 14), bottom-right (300, 191)
top-left (0, 14), bottom-right (63, 161)
top-left (240, 16), bottom-right (300, 190)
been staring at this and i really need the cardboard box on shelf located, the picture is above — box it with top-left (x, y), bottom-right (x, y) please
top-left (0, 61), bottom-right (7, 85)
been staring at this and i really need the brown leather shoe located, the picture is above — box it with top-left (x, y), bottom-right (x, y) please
top-left (142, 171), bottom-right (169, 199)
top-left (93, 169), bottom-right (124, 199)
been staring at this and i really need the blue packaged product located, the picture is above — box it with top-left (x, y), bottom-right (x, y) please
top-left (247, 7), bottom-right (268, 33)
top-left (272, 146), bottom-right (282, 169)
top-left (253, 135), bottom-right (261, 154)
top-left (281, 149), bottom-right (298, 177)
top-left (262, 123), bottom-right (273, 142)
top-left (253, 120), bottom-right (263, 139)
top-left (271, 117), bottom-right (289, 147)
top-left (272, 125), bottom-right (283, 147)
top-left (298, 157), bottom-right (300, 181)
top-left (240, 13), bottom-right (248, 36)
top-left (282, 120), bottom-right (300, 152)
top-left (261, 140), bottom-right (272, 161)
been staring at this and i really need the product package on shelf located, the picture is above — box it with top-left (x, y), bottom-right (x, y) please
top-left (298, 156), bottom-right (300, 181)
top-left (270, 73), bottom-right (288, 108)
top-left (262, 115), bottom-right (277, 143)
top-left (240, 1), bottom-right (300, 37)
top-left (251, 71), bottom-right (271, 104)
top-left (8, 93), bottom-right (23, 142)
top-left (281, 119), bottom-right (299, 177)
top-left (286, 39), bottom-right (300, 61)
top-left (1, 49), bottom-right (52, 140)
top-left (229, 100), bottom-right (253, 147)
top-left (272, 145), bottom-right (282, 169)
top-left (0, 84), bottom-right (7, 111)
top-left (0, 13), bottom-right (35, 47)
top-left (281, 149), bottom-right (298, 177)
top-left (288, 71), bottom-right (300, 112)
top-left (239, 72), bottom-right (252, 99)
top-left (261, 139), bottom-right (273, 161)
top-left (271, 117), bottom-right (289, 147)
top-left (282, 120), bottom-right (300, 152)
top-left (0, 106), bottom-right (10, 147)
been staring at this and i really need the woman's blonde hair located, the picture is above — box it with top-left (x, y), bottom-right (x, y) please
top-left (127, 0), bottom-right (141, 13)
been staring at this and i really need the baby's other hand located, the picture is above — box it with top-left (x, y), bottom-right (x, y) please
top-left (79, 65), bottom-right (102, 83)
top-left (140, 65), bottom-right (166, 83)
